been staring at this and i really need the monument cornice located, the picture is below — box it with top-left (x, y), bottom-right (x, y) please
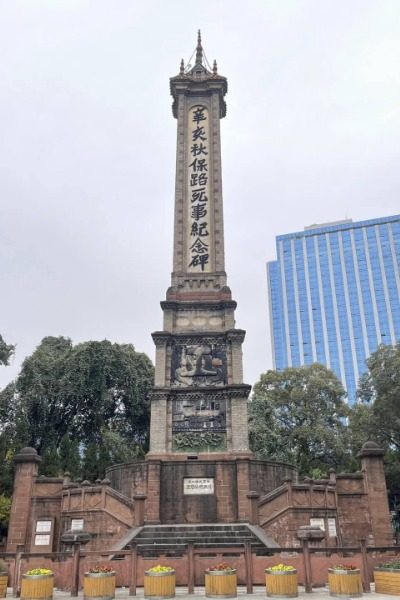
top-left (161, 299), bottom-right (237, 312)
top-left (170, 76), bottom-right (227, 119)
top-left (151, 330), bottom-right (246, 346)
top-left (150, 384), bottom-right (251, 401)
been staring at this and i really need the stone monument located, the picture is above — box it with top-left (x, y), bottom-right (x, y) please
top-left (136, 32), bottom-right (294, 525)
top-left (148, 31), bottom-right (251, 461)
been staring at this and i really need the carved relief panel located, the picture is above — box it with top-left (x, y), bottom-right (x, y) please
top-left (171, 342), bottom-right (227, 387)
top-left (171, 392), bottom-right (227, 453)
top-left (172, 397), bottom-right (226, 433)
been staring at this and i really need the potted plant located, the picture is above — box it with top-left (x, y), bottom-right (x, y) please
top-left (265, 564), bottom-right (298, 598)
top-left (374, 559), bottom-right (400, 596)
top-left (20, 568), bottom-right (54, 600)
top-left (84, 565), bottom-right (115, 600)
top-left (0, 561), bottom-right (8, 599)
top-left (205, 563), bottom-right (237, 599)
top-left (144, 565), bottom-right (175, 599)
top-left (328, 564), bottom-right (362, 598)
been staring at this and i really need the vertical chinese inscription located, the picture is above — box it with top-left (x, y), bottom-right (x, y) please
top-left (187, 105), bottom-right (211, 272)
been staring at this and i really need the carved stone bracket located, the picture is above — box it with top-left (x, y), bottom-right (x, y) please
top-left (148, 389), bottom-right (170, 403)
top-left (151, 332), bottom-right (171, 347)
top-left (226, 329), bottom-right (246, 344)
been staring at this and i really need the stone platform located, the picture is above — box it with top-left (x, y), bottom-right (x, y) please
top-left (106, 458), bottom-right (296, 525)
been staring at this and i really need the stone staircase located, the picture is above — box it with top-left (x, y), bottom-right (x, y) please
top-left (114, 523), bottom-right (275, 556)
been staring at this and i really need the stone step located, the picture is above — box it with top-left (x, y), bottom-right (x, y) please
top-left (136, 538), bottom-right (260, 546)
top-left (135, 532), bottom-right (253, 539)
top-left (120, 523), bottom-right (268, 555)
top-left (135, 530), bottom-right (255, 538)
top-left (138, 525), bottom-right (250, 533)
top-left (137, 542), bottom-right (265, 553)
top-left (137, 542), bottom-right (265, 549)
top-left (135, 531), bottom-right (256, 538)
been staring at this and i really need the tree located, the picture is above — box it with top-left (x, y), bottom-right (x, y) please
top-left (249, 364), bottom-right (351, 475)
top-left (356, 343), bottom-right (400, 450)
top-left (1, 336), bottom-right (154, 481)
top-left (82, 442), bottom-right (99, 481)
top-left (39, 442), bottom-right (62, 477)
top-left (0, 382), bottom-right (30, 495)
top-left (59, 435), bottom-right (81, 479)
top-left (0, 435), bottom-right (14, 497)
top-left (101, 428), bottom-right (145, 463)
top-left (0, 495), bottom-right (11, 539)
top-left (59, 341), bottom-right (153, 448)
top-left (347, 402), bottom-right (379, 454)
top-left (15, 336), bottom-right (73, 451)
top-left (0, 334), bottom-right (15, 366)
top-left (350, 343), bottom-right (400, 512)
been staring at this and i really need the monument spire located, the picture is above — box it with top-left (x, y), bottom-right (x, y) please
top-left (195, 29), bottom-right (203, 65)
top-left (148, 35), bottom-right (250, 461)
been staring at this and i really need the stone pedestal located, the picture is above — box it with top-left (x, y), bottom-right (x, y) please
top-left (7, 447), bottom-right (41, 553)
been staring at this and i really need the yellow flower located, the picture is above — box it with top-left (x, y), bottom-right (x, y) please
top-left (25, 568), bottom-right (53, 576)
top-left (148, 565), bottom-right (174, 573)
top-left (268, 564), bottom-right (295, 572)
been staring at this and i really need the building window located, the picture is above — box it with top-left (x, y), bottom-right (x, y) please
top-left (71, 518), bottom-right (84, 531)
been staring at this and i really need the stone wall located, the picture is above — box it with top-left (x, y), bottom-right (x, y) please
top-left (257, 444), bottom-right (394, 547)
top-left (6, 442), bottom-right (393, 553)
top-left (107, 457), bottom-right (296, 525)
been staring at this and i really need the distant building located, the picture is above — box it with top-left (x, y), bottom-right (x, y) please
top-left (267, 215), bottom-right (400, 403)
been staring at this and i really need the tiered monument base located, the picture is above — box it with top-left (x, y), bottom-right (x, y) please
top-left (107, 456), bottom-right (295, 524)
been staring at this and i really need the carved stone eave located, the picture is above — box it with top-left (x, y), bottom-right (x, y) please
top-left (165, 289), bottom-right (233, 303)
top-left (169, 272), bottom-right (229, 293)
top-left (161, 299), bottom-right (237, 312)
top-left (170, 76), bottom-right (228, 118)
top-left (152, 330), bottom-right (246, 345)
top-left (150, 384), bottom-right (251, 400)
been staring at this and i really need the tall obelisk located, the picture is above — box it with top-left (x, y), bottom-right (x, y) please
top-left (148, 32), bottom-right (251, 459)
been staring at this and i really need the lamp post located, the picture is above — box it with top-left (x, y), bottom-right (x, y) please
top-left (60, 529), bottom-right (91, 596)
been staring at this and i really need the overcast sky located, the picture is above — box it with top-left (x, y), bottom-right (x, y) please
top-left (1, 0), bottom-right (400, 390)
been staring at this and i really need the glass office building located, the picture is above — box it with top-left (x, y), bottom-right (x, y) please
top-left (267, 215), bottom-right (400, 403)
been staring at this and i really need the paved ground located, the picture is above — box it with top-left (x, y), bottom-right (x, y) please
top-left (10, 585), bottom-right (396, 600)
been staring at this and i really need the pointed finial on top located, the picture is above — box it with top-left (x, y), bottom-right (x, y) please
top-left (195, 29), bottom-right (203, 65)
top-left (213, 60), bottom-right (218, 75)
top-left (180, 59), bottom-right (184, 75)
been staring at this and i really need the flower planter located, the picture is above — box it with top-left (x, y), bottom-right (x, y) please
top-left (328, 568), bottom-right (362, 598)
top-left (84, 571), bottom-right (116, 600)
top-left (374, 567), bottom-right (400, 596)
top-left (0, 574), bottom-right (8, 598)
top-left (144, 570), bottom-right (175, 599)
top-left (20, 574), bottom-right (54, 600)
top-left (205, 569), bottom-right (237, 599)
top-left (265, 569), bottom-right (298, 598)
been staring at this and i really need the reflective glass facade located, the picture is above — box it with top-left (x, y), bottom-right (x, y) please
top-left (267, 215), bottom-right (400, 403)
